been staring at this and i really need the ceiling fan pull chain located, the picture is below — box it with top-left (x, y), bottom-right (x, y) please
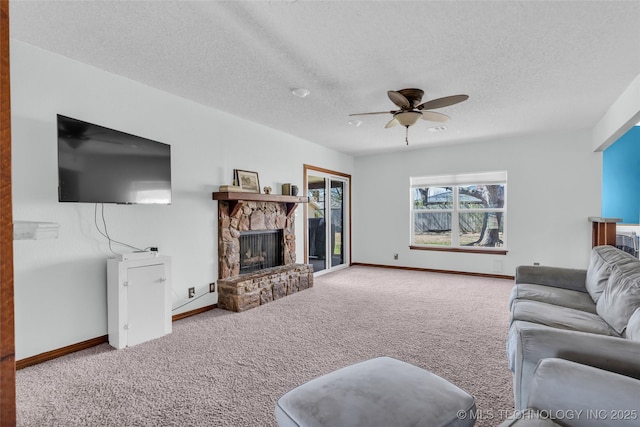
top-left (405, 126), bottom-right (409, 145)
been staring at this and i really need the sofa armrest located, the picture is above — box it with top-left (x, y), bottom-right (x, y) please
top-left (515, 266), bottom-right (587, 292)
top-left (526, 358), bottom-right (640, 427)
top-left (511, 321), bottom-right (640, 410)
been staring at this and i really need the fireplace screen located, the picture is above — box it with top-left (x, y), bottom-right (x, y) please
top-left (239, 230), bottom-right (284, 274)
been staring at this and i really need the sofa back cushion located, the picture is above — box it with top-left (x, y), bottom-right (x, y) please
top-left (597, 262), bottom-right (640, 334)
top-left (625, 308), bottom-right (640, 342)
top-left (586, 246), bottom-right (639, 303)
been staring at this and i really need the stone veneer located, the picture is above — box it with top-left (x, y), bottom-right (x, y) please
top-left (217, 199), bottom-right (313, 312)
top-left (217, 264), bottom-right (313, 312)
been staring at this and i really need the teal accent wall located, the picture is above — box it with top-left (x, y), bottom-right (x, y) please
top-left (603, 126), bottom-right (640, 224)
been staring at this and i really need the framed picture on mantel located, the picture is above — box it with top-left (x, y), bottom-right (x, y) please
top-left (234, 169), bottom-right (260, 193)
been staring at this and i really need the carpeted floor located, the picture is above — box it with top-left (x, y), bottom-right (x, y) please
top-left (17, 266), bottom-right (514, 426)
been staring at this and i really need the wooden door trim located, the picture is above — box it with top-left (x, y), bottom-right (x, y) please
top-left (0, 0), bottom-right (16, 423)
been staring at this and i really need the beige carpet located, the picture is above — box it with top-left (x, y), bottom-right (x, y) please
top-left (17, 266), bottom-right (514, 426)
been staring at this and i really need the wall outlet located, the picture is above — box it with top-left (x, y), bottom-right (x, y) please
top-left (209, 282), bottom-right (216, 293)
top-left (393, 253), bottom-right (398, 260)
top-left (188, 287), bottom-right (195, 298)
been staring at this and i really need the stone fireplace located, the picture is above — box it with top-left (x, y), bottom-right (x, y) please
top-left (213, 192), bottom-right (313, 312)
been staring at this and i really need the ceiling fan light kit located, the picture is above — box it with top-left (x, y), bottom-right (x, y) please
top-left (393, 111), bottom-right (422, 127)
top-left (349, 87), bottom-right (468, 145)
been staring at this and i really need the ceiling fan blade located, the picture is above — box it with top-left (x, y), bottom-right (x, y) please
top-left (421, 111), bottom-right (450, 123)
top-left (349, 111), bottom-right (394, 116)
top-left (417, 94), bottom-right (469, 110)
top-left (385, 118), bottom-right (400, 128)
top-left (387, 91), bottom-right (411, 109)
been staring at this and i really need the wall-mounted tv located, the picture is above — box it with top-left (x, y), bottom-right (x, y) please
top-left (57, 115), bottom-right (172, 204)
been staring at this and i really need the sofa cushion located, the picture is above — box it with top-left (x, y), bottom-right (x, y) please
top-left (586, 246), bottom-right (639, 303)
top-left (596, 262), bottom-right (640, 334)
top-left (509, 283), bottom-right (596, 314)
top-left (524, 358), bottom-right (640, 427)
top-left (625, 308), bottom-right (640, 342)
top-left (511, 300), bottom-right (619, 336)
top-left (515, 266), bottom-right (587, 292)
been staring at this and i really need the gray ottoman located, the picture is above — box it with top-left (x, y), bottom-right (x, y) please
top-left (275, 356), bottom-right (476, 427)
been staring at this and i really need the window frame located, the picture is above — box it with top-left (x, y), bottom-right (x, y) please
top-left (410, 172), bottom-right (507, 254)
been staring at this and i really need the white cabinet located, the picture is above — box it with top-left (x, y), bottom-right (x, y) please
top-left (107, 254), bottom-right (172, 349)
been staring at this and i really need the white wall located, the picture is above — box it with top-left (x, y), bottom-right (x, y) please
top-left (11, 41), bottom-right (354, 360)
top-left (352, 132), bottom-right (601, 275)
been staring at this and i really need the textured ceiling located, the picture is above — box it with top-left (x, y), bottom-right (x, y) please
top-left (9, 1), bottom-right (640, 156)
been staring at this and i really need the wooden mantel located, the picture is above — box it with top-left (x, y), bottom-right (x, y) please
top-left (212, 192), bottom-right (308, 217)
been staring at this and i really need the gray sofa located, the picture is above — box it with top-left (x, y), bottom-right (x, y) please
top-left (507, 245), bottom-right (640, 410)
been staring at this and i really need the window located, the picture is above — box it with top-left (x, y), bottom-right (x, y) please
top-left (410, 172), bottom-right (507, 252)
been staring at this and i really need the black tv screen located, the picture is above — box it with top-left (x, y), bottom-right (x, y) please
top-left (57, 115), bottom-right (171, 204)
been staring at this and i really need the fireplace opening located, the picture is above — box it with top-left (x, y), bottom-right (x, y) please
top-left (239, 229), bottom-right (283, 274)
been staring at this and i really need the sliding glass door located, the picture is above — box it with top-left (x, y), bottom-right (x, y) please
top-left (306, 168), bottom-right (350, 275)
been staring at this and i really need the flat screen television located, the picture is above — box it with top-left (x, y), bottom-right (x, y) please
top-left (57, 115), bottom-right (172, 204)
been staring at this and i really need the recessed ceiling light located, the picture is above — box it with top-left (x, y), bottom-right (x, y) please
top-left (291, 88), bottom-right (310, 98)
top-left (348, 120), bottom-right (363, 127)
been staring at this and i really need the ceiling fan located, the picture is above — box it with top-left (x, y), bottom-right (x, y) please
top-left (349, 88), bottom-right (469, 145)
